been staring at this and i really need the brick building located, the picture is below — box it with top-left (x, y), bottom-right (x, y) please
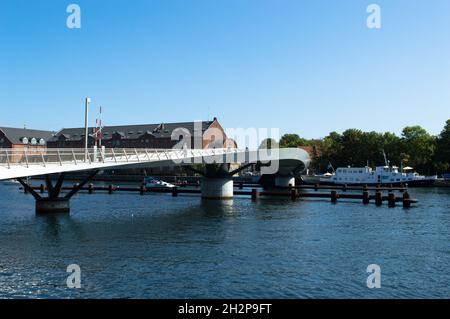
top-left (48, 118), bottom-right (237, 150)
top-left (0, 127), bottom-right (54, 162)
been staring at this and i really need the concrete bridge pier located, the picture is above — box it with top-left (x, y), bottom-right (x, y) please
top-left (201, 177), bottom-right (234, 200)
top-left (17, 170), bottom-right (99, 214)
top-left (187, 163), bottom-right (240, 200)
top-left (36, 198), bottom-right (70, 214)
top-left (200, 164), bottom-right (234, 200)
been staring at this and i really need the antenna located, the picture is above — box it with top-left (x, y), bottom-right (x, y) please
top-left (84, 97), bottom-right (91, 162)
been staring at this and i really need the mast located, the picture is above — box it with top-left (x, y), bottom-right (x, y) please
top-left (382, 150), bottom-right (388, 167)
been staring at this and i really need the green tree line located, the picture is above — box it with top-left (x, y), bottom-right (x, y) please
top-left (260, 120), bottom-right (450, 175)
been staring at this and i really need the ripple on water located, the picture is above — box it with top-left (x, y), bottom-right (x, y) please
top-left (0, 185), bottom-right (449, 298)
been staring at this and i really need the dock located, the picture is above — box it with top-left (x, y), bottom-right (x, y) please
top-left (23, 182), bottom-right (418, 208)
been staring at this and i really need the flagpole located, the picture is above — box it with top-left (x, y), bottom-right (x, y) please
top-left (84, 97), bottom-right (91, 162)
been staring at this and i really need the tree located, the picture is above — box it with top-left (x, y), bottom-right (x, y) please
top-left (279, 134), bottom-right (307, 148)
top-left (381, 132), bottom-right (404, 166)
top-left (401, 126), bottom-right (436, 174)
top-left (435, 119), bottom-right (450, 173)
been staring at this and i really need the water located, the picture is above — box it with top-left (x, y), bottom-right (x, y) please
top-left (0, 182), bottom-right (449, 298)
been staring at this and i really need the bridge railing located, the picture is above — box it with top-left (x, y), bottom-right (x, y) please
top-left (0, 148), bottom-right (243, 168)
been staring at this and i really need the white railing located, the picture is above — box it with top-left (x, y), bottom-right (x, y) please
top-left (0, 148), bottom-right (243, 169)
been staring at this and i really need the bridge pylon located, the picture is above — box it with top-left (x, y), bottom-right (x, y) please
top-left (17, 170), bottom-right (99, 214)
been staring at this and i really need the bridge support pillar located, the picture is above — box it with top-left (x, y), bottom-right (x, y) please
top-left (18, 170), bottom-right (99, 214)
top-left (201, 177), bottom-right (234, 200)
top-left (275, 175), bottom-right (295, 188)
top-left (36, 198), bottom-right (70, 214)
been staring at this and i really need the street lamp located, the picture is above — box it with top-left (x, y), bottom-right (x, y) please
top-left (85, 97), bottom-right (91, 161)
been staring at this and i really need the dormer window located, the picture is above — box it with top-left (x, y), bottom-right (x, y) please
top-left (22, 137), bottom-right (29, 144)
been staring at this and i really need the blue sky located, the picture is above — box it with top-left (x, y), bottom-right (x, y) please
top-left (1, 0), bottom-right (449, 138)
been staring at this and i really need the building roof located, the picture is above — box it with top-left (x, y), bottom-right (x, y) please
top-left (0, 127), bottom-right (54, 145)
top-left (50, 120), bottom-right (216, 142)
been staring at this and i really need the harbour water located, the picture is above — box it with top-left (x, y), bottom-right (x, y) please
top-left (0, 182), bottom-right (449, 298)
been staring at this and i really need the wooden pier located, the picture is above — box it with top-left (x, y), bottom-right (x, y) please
top-left (23, 182), bottom-right (418, 208)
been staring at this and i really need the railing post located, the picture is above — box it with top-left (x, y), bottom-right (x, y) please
top-left (41, 151), bottom-right (46, 167)
top-left (5, 150), bottom-right (10, 169)
top-left (134, 148), bottom-right (140, 162)
top-left (123, 148), bottom-right (129, 162)
top-left (24, 149), bottom-right (29, 168)
top-left (111, 148), bottom-right (117, 163)
top-left (163, 150), bottom-right (169, 160)
top-left (72, 149), bottom-right (77, 165)
top-left (100, 148), bottom-right (105, 163)
top-left (57, 149), bottom-right (62, 166)
top-left (145, 149), bottom-right (151, 161)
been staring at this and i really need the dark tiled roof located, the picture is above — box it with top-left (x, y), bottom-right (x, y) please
top-left (51, 121), bottom-right (215, 142)
top-left (0, 127), bottom-right (54, 145)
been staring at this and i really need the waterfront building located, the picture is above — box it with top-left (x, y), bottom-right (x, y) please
top-left (47, 118), bottom-right (237, 150)
top-left (0, 127), bottom-right (54, 162)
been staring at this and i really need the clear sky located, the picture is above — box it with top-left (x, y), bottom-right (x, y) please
top-left (1, 0), bottom-right (449, 139)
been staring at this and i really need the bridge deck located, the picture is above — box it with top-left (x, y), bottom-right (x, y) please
top-left (0, 148), bottom-right (310, 180)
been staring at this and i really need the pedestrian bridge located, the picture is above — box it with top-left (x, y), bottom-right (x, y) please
top-left (0, 147), bottom-right (309, 181)
top-left (0, 147), bottom-right (310, 213)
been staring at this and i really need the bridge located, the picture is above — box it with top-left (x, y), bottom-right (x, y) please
top-left (0, 147), bottom-right (310, 213)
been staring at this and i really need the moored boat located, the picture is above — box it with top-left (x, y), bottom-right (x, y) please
top-left (144, 176), bottom-right (176, 188)
top-left (320, 165), bottom-right (437, 187)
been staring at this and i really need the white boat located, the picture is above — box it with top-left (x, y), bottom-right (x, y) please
top-left (0, 179), bottom-right (20, 185)
top-left (144, 176), bottom-right (176, 188)
top-left (301, 172), bottom-right (333, 184)
top-left (320, 166), bottom-right (437, 187)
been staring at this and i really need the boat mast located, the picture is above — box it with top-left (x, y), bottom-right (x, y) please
top-left (382, 150), bottom-right (389, 167)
